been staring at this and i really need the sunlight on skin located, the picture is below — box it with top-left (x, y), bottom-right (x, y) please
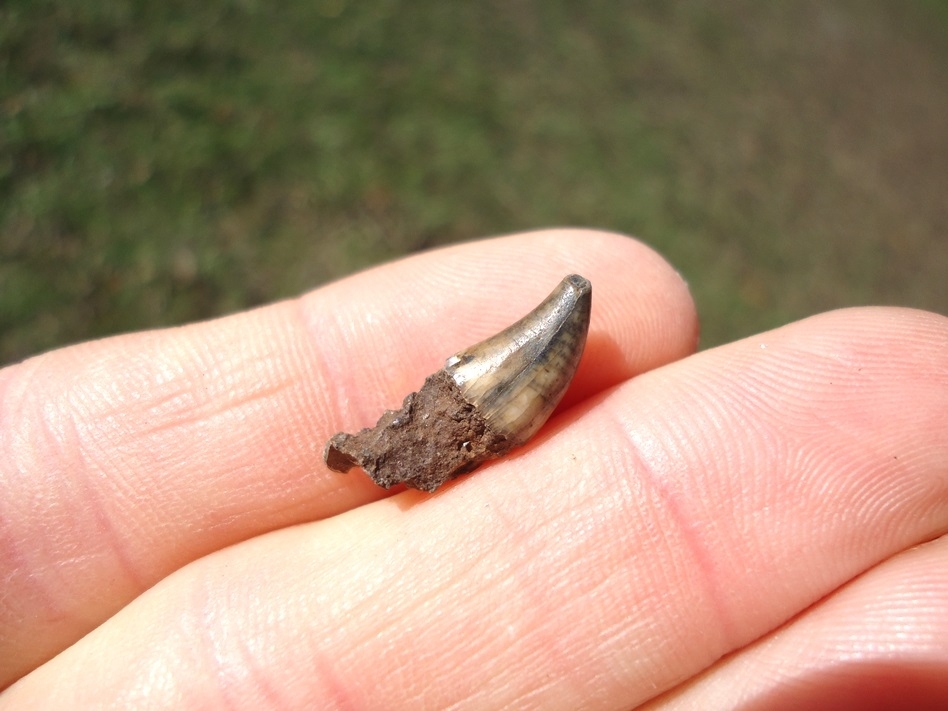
top-left (2, 232), bottom-right (947, 709)
top-left (0, 230), bottom-right (696, 691)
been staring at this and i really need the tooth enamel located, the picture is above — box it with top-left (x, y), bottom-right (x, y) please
top-left (444, 274), bottom-right (592, 444)
top-left (323, 274), bottom-right (592, 492)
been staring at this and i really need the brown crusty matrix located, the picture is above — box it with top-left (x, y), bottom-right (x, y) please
top-left (323, 274), bottom-right (592, 492)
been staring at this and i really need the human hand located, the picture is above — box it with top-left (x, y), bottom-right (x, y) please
top-left (2, 231), bottom-right (946, 709)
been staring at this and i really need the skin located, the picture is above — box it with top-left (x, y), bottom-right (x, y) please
top-left (1, 229), bottom-right (946, 709)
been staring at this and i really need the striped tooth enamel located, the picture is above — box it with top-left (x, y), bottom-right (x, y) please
top-left (323, 274), bottom-right (592, 492)
top-left (444, 273), bottom-right (592, 445)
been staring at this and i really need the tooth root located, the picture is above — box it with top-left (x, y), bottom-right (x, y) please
top-left (444, 274), bottom-right (592, 445)
top-left (323, 275), bottom-right (592, 492)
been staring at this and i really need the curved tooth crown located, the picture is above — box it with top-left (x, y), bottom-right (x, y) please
top-left (444, 274), bottom-right (592, 445)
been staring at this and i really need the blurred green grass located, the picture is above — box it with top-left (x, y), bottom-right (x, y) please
top-left (2, 0), bottom-right (947, 363)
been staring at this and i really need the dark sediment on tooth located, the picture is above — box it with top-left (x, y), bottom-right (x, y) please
top-left (323, 370), bottom-right (514, 493)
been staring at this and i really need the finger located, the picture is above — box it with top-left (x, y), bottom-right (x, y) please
top-left (5, 308), bottom-right (946, 709)
top-left (646, 534), bottom-right (948, 711)
top-left (0, 229), bottom-right (698, 688)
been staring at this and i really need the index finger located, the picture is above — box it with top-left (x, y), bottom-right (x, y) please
top-left (0, 229), bottom-right (698, 687)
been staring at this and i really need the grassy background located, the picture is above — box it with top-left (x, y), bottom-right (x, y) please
top-left (2, 0), bottom-right (947, 364)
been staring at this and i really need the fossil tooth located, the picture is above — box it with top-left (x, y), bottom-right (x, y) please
top-left (443, 273), bottom-right (592, 445)
top-left (323, 274), bottom-right (592, 493)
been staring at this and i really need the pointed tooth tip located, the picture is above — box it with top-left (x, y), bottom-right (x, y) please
top-left (551, 274), bottom-right (592, 320)
top-left (564, 273), bottom-right (592, 295)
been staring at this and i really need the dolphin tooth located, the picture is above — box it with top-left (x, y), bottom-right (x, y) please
top-left (323, 274), bottom-right (592, 493)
